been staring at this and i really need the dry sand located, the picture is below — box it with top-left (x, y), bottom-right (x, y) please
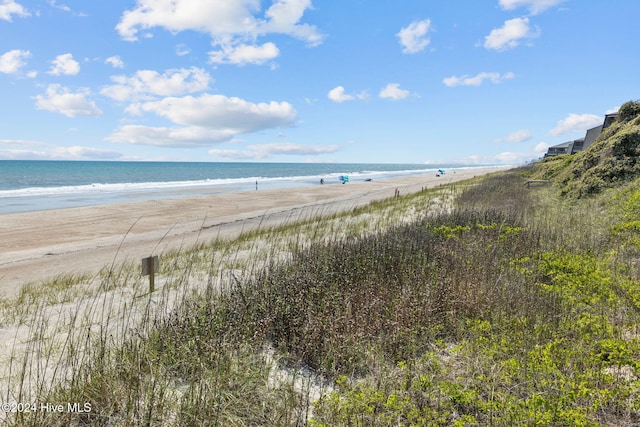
top-left (0, 167), bottom-right (507, 297)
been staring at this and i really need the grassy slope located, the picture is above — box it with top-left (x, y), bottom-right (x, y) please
top-left (531, 101), bottom-right (640, 198)
top-left (6, 162), bottom-right (640, 425)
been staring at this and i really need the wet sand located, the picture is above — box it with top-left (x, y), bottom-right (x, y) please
top-left (0, 167), bottom-right (507, 297)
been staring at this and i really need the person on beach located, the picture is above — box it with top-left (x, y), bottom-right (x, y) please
top-left (320, 178), bottom-right (324, 185)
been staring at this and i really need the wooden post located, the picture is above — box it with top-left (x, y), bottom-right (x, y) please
top-left (148, 256), bottom-right (155, 293)
top-left (142, 255), bottom-right (159, 293)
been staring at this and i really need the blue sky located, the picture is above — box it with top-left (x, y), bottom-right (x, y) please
top-left (0, 0), bottom-right (638, 164)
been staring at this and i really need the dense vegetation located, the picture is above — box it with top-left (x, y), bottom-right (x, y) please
top-left (6, 171), bottom-right (635, 426)
top-left (5, 106), bottom-right (640, 425)
top-left (532, 100), bottom-right (640, 198)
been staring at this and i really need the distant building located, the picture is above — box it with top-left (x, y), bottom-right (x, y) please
top-left (544, 112), bottom-right (619, 158)
top-left (569, 138), bottom-right (586, 154)
top-left (545, 140), bottom-right (577, 157)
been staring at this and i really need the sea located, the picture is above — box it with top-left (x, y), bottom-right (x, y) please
top-left (0, 160), bottom-right (487, 215)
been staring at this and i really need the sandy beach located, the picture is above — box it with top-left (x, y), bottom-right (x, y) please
top-left (0, 167), bottom-right (506, 297)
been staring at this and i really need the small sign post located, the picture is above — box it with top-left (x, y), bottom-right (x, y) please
top-left (142, 255), bottom-right (159, 293)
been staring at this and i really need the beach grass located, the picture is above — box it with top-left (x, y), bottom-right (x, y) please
top-left (1, 167), bottom-right (640, 426)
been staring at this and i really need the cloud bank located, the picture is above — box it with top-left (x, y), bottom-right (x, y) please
top-left (108, 94), bottom-right (297, 147)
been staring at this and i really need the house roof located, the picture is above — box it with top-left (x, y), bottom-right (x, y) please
top-left (549, 141), bottom-right (575, 149)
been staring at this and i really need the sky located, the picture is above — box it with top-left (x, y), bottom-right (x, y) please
top-left (0, 0), bottom-right (638, 164)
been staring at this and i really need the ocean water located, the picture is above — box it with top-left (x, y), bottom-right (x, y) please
top-left (0, 160), bottom-right (478, 214)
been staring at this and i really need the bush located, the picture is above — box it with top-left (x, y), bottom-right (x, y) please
top-left (618, 100), bottom-right (640, 122)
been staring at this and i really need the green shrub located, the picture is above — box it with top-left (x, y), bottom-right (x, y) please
top-left (618, 100), bottom-right (640, 122)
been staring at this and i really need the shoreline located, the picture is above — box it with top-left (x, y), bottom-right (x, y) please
top-left (0, 162), bottom-right (489, 215)
top-left (0, 166), bottom-right (508, 295)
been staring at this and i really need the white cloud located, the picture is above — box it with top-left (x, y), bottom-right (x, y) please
top-left (328, 86), bottom-right (353, 103)
top-left (261, 0), bottom-right (323, 46)
top-left (499, 0), bottom-right (565, 15)
top-left (396, 19), bottom-right (432, 54)
top-left (48, 53), bottom-right (80, 75)
top-left (116, 0), bottom-right (322, 65)
top-left (105, 55), bottom-right (124, 69)
top-left (0, 0), bottom-right (29, 21)
top-left (0, 49), bottom-right (30, 74)
top-left (116, 0), bottom-right (257, 41)
top-left (484, 17), bottom-right (538, 51)
top-left (101, 67), bottom-right (210, 101)
top-left (209, 42), bottom-right (279, 66)
top-left (496, 129), bottom-right (532, 143)
top-left (130, 94), bottom-right (296, 129)
top-left (209, 142), bottom-right (340, 160)
top-left (549, 113), bottom-right (603, 136)
top-left (108, 94), bottom-right (297, 147)
top-left (106, 125), bottom-right (236, 147)
top-left (379, 83), bottom-right (411, 101)
top-left (443, 72), bottom-right (514, 87)
top-left (34, 84), bottom-right (103, 117)
top-left (327, 86), bottom-right (367, 103)
top-left (534, 141), bottom-right (550, 154)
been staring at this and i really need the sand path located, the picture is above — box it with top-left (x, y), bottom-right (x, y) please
top-left (0, 167), bottom-right (504, 297)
